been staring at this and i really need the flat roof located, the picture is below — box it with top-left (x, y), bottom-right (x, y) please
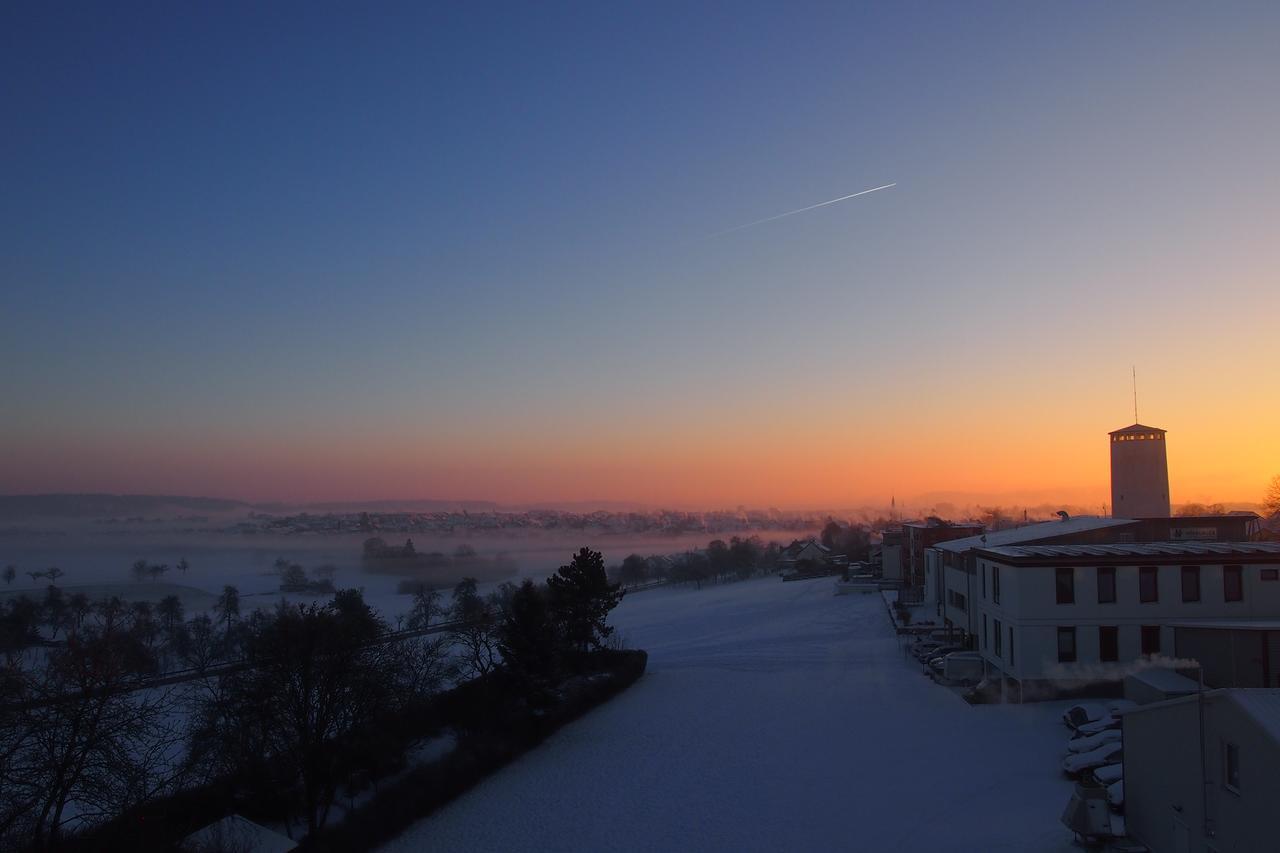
top-left (936, 517), bottom-right (1135, 553)
top-left (978, 541), bottom-right (1280, 560)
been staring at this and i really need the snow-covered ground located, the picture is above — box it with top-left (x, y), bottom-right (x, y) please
top-left (380, 576), bottom-right (1082, 852)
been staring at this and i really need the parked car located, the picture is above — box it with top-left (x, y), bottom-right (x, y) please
top-left (1062, 742), bottom-right (1123, 776)
top-left (922, 645), bottom-right (964, 666)
top-left (1090, 763), bottom-right (1124, 786)
top-left (912, 640), bottom-right (949, 660)
top-left (1062, 703), bottom-right (1110, 730)
top-left (1064, 729), bottom-right (1121, 755)
top-left (1107, 779), bottom-right (1124, 812)
top-left (1076, 714), bottom-right (1126, 736)
top-left (939, 651), bottom-right (986, 683)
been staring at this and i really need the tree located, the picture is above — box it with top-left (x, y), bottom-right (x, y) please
top-left (1265, 475), bottom-right (1280, 518)
top-left (546, 547), bottom-right (624, 653)
top-left (44, 567), bottom-right (64, 584)
top-left (157, 594), bottom-right (184, 636)
top-left (131, 559), bottom-right (150, 583)
top-left (2, 565), bottom-right (14, 585)
top-left (0, 618), bottom-right (182, 847)
top-left (214, 586), bottom-right (241, 638)
top-left (618, 554), bottom-right (649, 586)
top-left (67, 593), bottom-right (91, 632)
top-left (406, 585), bottom-right (440, 631)
top-left (42, 585), bottom-right (68, 640)
top-left (147, 563), bottom-right (169, 582)
top-left (496, 578), bottom-right (561, 694)
top-left (176, 558), bottom-right (190, 574)
top-left (190, 591), bottom-right (397, 834)
top-left (447, 579), bottom-right (499, 679)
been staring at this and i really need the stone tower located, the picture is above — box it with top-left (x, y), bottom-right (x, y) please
top-left (1109, 423), bottom-right (1171, 518)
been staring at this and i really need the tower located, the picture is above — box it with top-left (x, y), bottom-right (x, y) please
top-left (1109, 423), bottom-right (1171, 518)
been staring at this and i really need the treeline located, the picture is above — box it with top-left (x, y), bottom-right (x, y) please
top-left (0, 548), bottom-right (630, 851)
top-left (611, 535), bottom-right (782, 589)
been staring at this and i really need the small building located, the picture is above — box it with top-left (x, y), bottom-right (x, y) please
top-left (1124, 689), bottom-right (1280, 853)
top-left (969, 541), bottom-right (1280, 692)
top-left (900, 519), bottom-right (983, 592)
top-left (881, 529), bottom-right (905, 583)
top-left (777, 539), bottom-right (833, 573)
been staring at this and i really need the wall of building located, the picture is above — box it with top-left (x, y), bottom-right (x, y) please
top-left (881, 541), bottom-right (903, 582)
top-left (1111, 431), bottom-right (1171, 518)
top-left (1126, 696), bottom-right (1280, 853)
top-left (973, 559), bottom-right (1280, 682)
top-left (1175, 628), bottom-right (1280, 688)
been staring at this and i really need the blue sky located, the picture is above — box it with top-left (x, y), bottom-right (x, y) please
top-left (3, 2), bottom-right (1278, 505)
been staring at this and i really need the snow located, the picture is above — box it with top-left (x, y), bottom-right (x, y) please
top-left (380, 576), bottom-right (1083, 852)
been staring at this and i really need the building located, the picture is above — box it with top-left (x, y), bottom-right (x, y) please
top-left (777, 538), bottom-right (833, 573)
top-left (1110, 422), bottom-right (1171, 518)
top-left (1123, 689), bottom-right (1280, 853)
top-left (900, 519), bottom-right (983, 593)
top-left (933, 516), bottom-right (1139, 640)
top-left (1172, 621), bottom-right (1280, 688)
top-left (968, 541), bottom-right (1280, 691)
top-left (934, 515), bottom-right (1263, 645)
top-left (880, 528), bottom-right (905, 583)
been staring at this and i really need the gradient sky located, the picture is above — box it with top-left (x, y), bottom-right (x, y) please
top-left (3, 2), bottom-right (1278, 508)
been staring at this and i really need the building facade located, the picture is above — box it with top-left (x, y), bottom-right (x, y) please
top-left (968, 541), bottom-right (1280, 689)
top-left (1124, 689), bottom-right (1280, 853)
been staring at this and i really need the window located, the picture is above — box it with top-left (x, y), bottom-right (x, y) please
top-left (1182, 565), bottom-right (1201, 603)
top-left (983, 614), bottom-right (988, 649)
top-left (1057, 627), bottom-right (1077, 663)
top-left (1097, 567), bottom-right (1116, 604)
top-left (994, 618), bottom-right (1003, 657)
top-left (1224, 565), bottom-right (1243, 603)
top-left (1008, 627), bottom-right (1015, 667)
top-left (1140, 566), bottom-right (1159, 603)
top-left (1224, 741), bottom-right (1240, 792)
top-left (982, 565), bottom-right (986, 598)
top-left (1099, 626), bottom-right (1119, 662)
top-left (1056, 567), bottom-right (1074, 604)
top-left (1141, 625), bottom-right (1161, 656)
top-left (992, 565), bottom-right (1001, 605)
top-left (1263, 569), bottom-right (1279, 582)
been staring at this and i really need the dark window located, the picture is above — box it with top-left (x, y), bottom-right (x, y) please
top-left (1008, 627), bottom-right (1015, 667)
top-left (992, 565), bottom-right (1001, 604)
top-left (982, 566), bottom-right (986, 598)
top-left (1057, 627), bottom-right (1077, 663)
top-left (1224, 741), bottom-right (1240, 791)
top-left (1263, 569), bottom-right (1279, 582)
top-left (1056, 567), bottom-right (1075, 604)
top-left (983, 614), bottom-right (988, 649)
top-left (1141, 625), bottom-right (1161, 656)
top-left (1182, 565), bottom-right (1201, 603)
top-left (994, 618), bottom-right (1003, 657)
top-left (1224, 565), bottom-right (1243, 603)
top-left (1097, 567), bottom-right (1116, 604)
top-left (1099, 626), bottom-right (1119, 662)
top-left (1140, 566), bottom-right (1159, 603)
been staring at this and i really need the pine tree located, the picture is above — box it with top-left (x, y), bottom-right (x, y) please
top-left (546, 547), bottom-right (624, 653)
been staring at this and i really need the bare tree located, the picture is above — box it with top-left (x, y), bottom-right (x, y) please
top-left (2, 566), bottom-right (15, 585)
top-left (1266, 475), bottom-right (1280, 518)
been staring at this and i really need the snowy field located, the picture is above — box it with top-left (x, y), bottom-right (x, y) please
top-left (381, 576), bottom-right (1081, 853)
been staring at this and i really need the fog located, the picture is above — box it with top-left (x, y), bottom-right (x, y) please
top-left (0, 527), bottom-right (812, 616)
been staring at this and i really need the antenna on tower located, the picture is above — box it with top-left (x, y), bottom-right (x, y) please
top-left (1132, 365), bottom-right (1138, 423)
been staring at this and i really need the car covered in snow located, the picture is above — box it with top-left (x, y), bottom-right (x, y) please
top-left (921, 645), bottom-right (964, 666)
top-left (1062, 742), bottom-right (1123, 776)
top-left (1106, 779), bottom-right (1124, 811)
top-left (1064, 729), bottom-right (1121, 755)
top-left (1090, 763), bottom-right (1124, 786)
top-left (1063, 700), bottom-right (1137, 731)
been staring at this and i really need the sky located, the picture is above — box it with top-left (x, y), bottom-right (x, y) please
top-left (2, 2), bottom-right (1279, 509)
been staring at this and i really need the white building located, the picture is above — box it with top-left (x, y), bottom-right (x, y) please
top-left (968, 541), bottom-right (1280, 690)
top-left (1123, 689), bottom-right (1280, 853)
top-left (1110, 422), bottom-right (1171, 518)
top-left (931, 516), bottom-right (1138, 640)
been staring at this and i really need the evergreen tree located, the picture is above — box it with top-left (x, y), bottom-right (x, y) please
top-left (546, 547), bottom-right (624, 653)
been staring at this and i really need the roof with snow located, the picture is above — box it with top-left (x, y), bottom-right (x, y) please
top-left (978, 541), bottom-right (1280, 561)
top-left (181, 815), bottom-right (297, 853)
top-left (935, 517), bottom-right (1134, 553)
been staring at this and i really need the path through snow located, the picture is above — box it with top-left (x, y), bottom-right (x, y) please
top-left (381, 577), bottom-right (1081, 852)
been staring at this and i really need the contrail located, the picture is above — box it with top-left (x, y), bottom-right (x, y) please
top-left (710, 182), bottom-right (896, 237)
